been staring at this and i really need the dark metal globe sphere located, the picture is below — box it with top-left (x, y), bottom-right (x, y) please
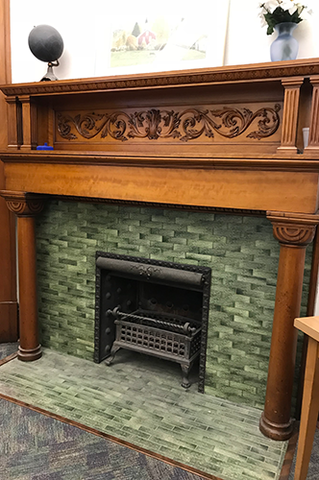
top-left (28, 25), bottom-right (64, 63)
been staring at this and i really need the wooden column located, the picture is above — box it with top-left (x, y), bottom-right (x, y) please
top-left (0, 190), bottom-right (44, 361)
top-left (304, 76), bottom-right (319, 152)
top-left (277, 77), bottom-right (304, 153)
top-left (20, 95), bottom-right (37, 150)
top-left (260, 212), bottom-right (319, 441)
top-left (6, 96), bottom-right (22, 149)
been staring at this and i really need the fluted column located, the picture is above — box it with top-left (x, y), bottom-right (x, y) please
top-left (305, 76), bottom-right (319, 152)
top-left (260, 211), bottom-right (319, 440)
top-left (277, 77), bottom-right (304, 153)
top-left (0, 190), bottom-right (44, 361)
top-left (19, 95), bottom-right (37, 150)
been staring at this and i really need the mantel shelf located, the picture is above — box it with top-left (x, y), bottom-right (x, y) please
top-left (2, 57), bottom-right (319, 96)
top-left (1, 59), bottom-right (319, 215)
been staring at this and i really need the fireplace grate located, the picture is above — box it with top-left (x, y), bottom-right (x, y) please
top-left (106, 307), bottom-right (202, 388)
top-left (113, 308), bottom-right (200, 335)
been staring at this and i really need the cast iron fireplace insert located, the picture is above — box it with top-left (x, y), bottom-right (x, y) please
top-left (94, 252), bottom-right (211, 392)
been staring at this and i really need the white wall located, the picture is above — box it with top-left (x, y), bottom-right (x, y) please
top-left (225, 0), bottom-right (319, 65)
top-left (10, 0), bottom-right (319, 83)
top-left (10, 0), bottom-right (230, 82)
top-left (10, 0), bottom-right (231, 83)
top-left (10, 0), bottom-right (98, 82)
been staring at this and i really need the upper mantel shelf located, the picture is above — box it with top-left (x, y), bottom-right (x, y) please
top-left (2, 59), bottom-right (319, 214)
top-left (2, 58), bottom-right (319, 96)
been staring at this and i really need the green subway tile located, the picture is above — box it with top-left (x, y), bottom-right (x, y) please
top-left (35, 200), bottom-right (311, 409)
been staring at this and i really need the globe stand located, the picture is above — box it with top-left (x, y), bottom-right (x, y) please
top-left (41, 60), bottom-right (59, 82)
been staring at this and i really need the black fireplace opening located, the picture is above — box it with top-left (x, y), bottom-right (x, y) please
top-left (94, 252), bottom-right (211, 392)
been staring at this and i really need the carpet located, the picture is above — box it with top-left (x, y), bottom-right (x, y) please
top-left (0, 397), bottom-right (207, 480)
top-left (288, 425), bottom-right (319, 479)
top-left (0, 342), bottom-right (18, 361)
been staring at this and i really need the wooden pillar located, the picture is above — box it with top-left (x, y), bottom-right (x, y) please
top-left (20, 95), bottom-right (37, 150)
top-left (0, 190), bottom-right (44, 361)
top-left (6, 96), bottom-right (22, 149)
top-left (277, 77), bottom-right (304, 154)
top-left (260, 211), bottom-right (319, 440)
top-left (304, 76), bottom-right (319, 152)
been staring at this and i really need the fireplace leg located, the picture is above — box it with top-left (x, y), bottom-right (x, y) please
top-left (17, 216), bottom-right (42, 361)
top-left (260, 213), bottom-right (318, 440)
top-left (181, 363), bottom-right (191, 388)
top-left (105, 345), bottom-right (121, 365)
top-left (0, 192), bottom-right (44, 362)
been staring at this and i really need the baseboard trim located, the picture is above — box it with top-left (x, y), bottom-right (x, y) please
top-left (0, 351), bottom-right (18, 367)
top-left (279, 423), bottom-right (299, 479)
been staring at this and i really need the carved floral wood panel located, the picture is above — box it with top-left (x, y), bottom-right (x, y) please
top-left (56, 104), bottom-right (281, 143)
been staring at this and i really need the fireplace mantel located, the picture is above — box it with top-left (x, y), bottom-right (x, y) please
top-left (1, 60), bottom-right (319, 442)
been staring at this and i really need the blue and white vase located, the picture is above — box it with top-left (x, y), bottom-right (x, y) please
top-left (270, 22), bottom-right (299, 62)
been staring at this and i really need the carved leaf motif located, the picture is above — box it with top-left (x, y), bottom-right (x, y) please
top-left (57, 104), bottom-right (281, 142)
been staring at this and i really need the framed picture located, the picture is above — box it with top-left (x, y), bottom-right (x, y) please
top-left (94, 0), bottom-right (231, 76)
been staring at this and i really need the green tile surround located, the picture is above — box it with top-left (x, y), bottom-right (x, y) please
top-left (0, 348), bottom-right (288, 480)
top-left (35, 201), bottom-right (311, 409)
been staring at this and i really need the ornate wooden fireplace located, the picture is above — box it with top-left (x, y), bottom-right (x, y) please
top-left (1, 59), bottom-right (319, 442)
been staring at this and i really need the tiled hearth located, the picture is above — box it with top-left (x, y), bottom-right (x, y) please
top-left (0, 348), bottom-right (288, 480)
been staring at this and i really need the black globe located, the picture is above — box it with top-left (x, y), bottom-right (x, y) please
top-left (28, 25), bottom-right (64, 63)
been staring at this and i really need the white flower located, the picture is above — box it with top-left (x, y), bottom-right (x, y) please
top-left (279, 1), bottom-right (296, 12)
top-left (260, 1), bottom-right (280, 13)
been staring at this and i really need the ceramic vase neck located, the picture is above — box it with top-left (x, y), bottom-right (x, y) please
top-left (274, 22), bottom-right (298, 36)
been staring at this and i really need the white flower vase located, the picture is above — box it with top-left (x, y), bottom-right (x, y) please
top-left (270, 22), bottom-right (299, 61)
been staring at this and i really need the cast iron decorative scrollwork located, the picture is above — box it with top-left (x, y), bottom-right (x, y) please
top-left (57, 104), bottom-right (281, 142)
top-left (129, 264), bottom-right (160, 279)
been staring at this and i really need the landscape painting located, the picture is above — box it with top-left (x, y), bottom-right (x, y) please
top-left (107, 1), bottom-right (230, 74)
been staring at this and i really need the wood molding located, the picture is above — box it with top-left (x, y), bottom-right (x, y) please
top-left (47, 193), bottom-right (267, 217)
top-left (2, 151), bottom-right (319, 171)
top-left (267, 211), bottom-right (319, 246)
top-left (0, 190), bottom-right (44, 217)
top-left (1, 58), bottom-right (319, 97)
top-left (0, 0), bottom-right (18, 343)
